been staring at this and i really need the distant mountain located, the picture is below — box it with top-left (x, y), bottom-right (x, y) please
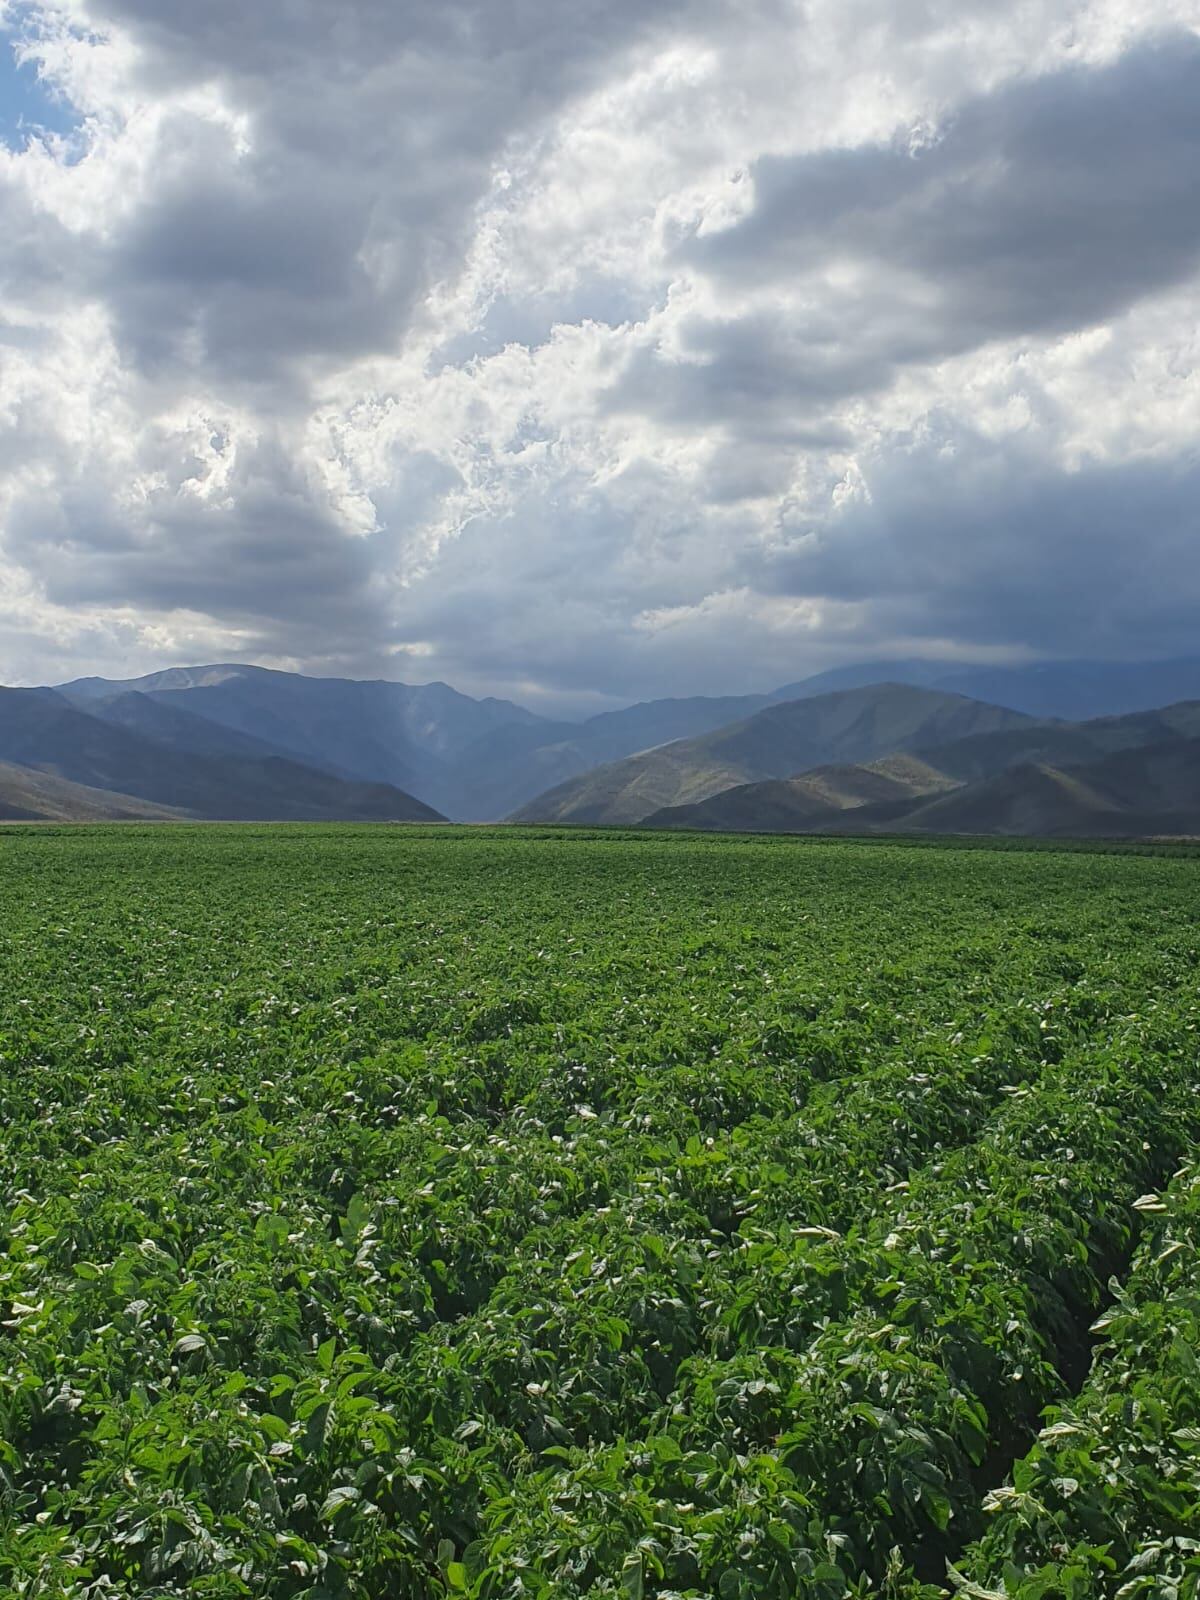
top-left (0, 687), bottom-right (443, 822)
top-left (512, 684), bottom-right (1036, 825)
top-left (57, 667), bottom-right (782, 820)
top-left (0, 760), bottom-right (183, 822)
top-left (854, 738), bottom-right (1200, 838)
top-left (776, 657), bottom-right (1200, 722)
top-left (59, 664), bottom-right (544, 817)
top-left (62, 663), bottom-right (543, 759)
top-left (645, 702), bottom-right (1200, 839)
top-left (450, 692), bottom-right (779, 818)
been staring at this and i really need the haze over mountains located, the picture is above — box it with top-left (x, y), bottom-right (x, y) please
top-left (779, 658), bottom-right (1200, 724)
top-left (0, 656), bottom-right (1198, 834)
top-left (58, 665), bottom-right (791, 820)
top-left (0, 684), bottom-right (443, 823)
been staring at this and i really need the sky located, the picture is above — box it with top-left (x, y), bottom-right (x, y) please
top-left (0, 1), bottom-right (1198, 712)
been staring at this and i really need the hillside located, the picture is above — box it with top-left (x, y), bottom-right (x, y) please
top-left (870, 737), bottom-right (1200, 837)
top-left (513, 684), bottom-right (1035, 824)
top-left (0, 761), bottom-right (183, 822)
top-left (904, 701), bottom-right (1200, 786)
top-left (77, 689), bottom-right (308, 761)
top-left (649, 725), bottom-right (1200, 840)
top-left (0, 687), bottom-right (444, 822)
top-left (870, 761), bottom-right (1126, 837)
top-left (648, 755), bottom-right (957, 832)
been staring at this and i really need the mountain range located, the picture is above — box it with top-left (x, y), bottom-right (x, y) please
top-left (0, 685), bottom-right (443, 823)
top-left (55, 665), bottom-right (788, 821)
top-left (0, 656), bottom-right (1198, 834)
top-left (510, 684), bottom-right (1036, 824)
top-left (644, 700), bottom-right (1200, 839)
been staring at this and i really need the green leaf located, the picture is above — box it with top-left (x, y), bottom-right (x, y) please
top-left (621, 1552), bottom-right (644, 1600)
top-left (319, 1485), bottom-right (361, 1521)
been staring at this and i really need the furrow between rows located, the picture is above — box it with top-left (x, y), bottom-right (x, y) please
top-left (457, 1005), bottom-right (1200, 1597)
top-left (942, 1157), bottom-right (1200, 1600)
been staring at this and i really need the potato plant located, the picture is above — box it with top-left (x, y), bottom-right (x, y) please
top-left (948, 1161), bottom-right (1200, 1599)
top-left (1, 823), bottom-right (1198, 1597)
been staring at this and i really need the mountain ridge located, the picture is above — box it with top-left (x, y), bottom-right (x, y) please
top-left (512, 683), bottom-right (1038, 825)
top-left (19, 657), bottom-right (1200, 831)
top-left (645, 704), bottom-right (1200, 839)
top-left (0, 686), bottom-right (444, 823)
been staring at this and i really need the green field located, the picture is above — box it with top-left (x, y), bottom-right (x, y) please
top-left (2, 825), bottom-right (1199, 1598)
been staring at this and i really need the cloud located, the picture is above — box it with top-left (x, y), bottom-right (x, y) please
top-left (617, 35), bottom-right (1200, 429)
top-left (0, 0), bottom-right (1199, 702)
top-left (745, 420), bottom-right (1200, 662)
top-left (688, 35), bottom-right (1200, 325)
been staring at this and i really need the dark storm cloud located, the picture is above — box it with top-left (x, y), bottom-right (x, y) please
top-left (87, 0), bottom-right (715, 391)
top-left (5, 432), bottom-right (391, 660)
top-left (5, 1), bottom-right (1200, 698)
top-left (92, 0), bottom-right (699, 85)
top-left (615, 35), bottom-right (1200, 429)
top-left (691, 32), bottom-right (1200, 327)
top-left (609, 299), bottom-right (925, 427)
top-left (104, 173), bottom-right (397, 381)
top-left (747, 432), bottom-right (1200, 661)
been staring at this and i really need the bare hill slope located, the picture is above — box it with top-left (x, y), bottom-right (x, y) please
top-left (513, 684), bottom-right (1035, 824)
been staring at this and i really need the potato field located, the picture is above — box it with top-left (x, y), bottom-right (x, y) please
top-left (2, 823), bottom-right (1199, 1599)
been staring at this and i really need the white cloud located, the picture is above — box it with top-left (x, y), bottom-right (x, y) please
top-left (1, 0), bottom-right (1199, 699)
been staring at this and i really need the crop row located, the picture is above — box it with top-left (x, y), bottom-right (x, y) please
top-left (0, 993), bottom-right (1064, 1595)
top-left (455, 1003), bottom-right (1200, 1598)
top-left (3, 827), bottom-right (1200, 1599)
top-left (945, 1160), bottom-right (1200, 1600)
top-left (5, 993), bottom-right (1187, 1599)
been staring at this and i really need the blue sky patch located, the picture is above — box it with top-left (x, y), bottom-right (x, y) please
top-left (0, 34), bottom-right (80, 149)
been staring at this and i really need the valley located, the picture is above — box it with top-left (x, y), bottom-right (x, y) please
top-left (0, 658), bottom-right (1198, 836)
